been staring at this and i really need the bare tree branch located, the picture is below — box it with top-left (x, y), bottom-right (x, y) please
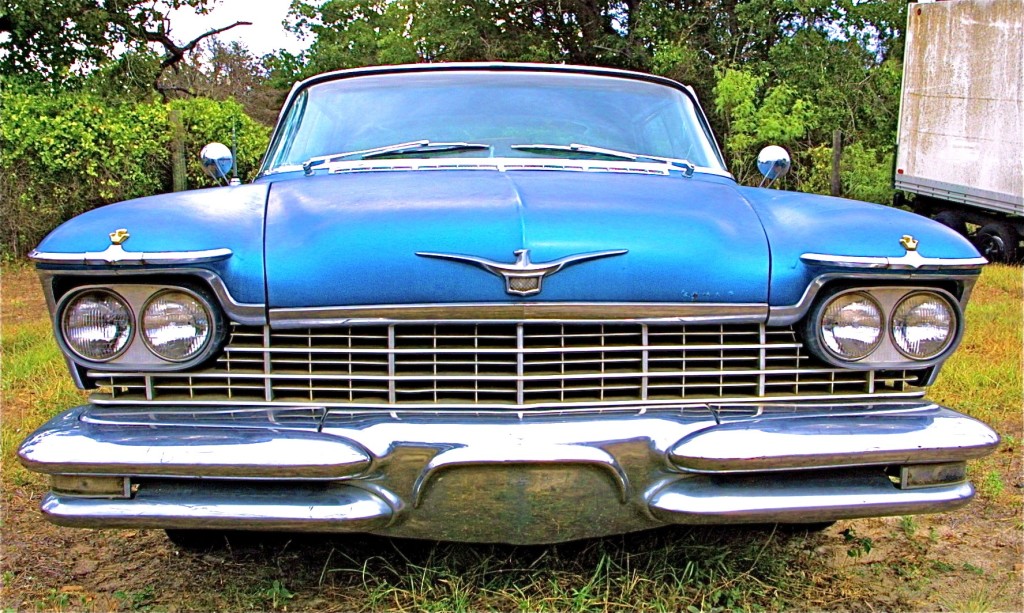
top-left (148, 21), bottom-right (253, 69)
top-left (146, 20), bottom-right (252, 100)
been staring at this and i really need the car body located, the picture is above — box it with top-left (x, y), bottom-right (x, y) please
top-left (18, 63), bottom-right (999, 545)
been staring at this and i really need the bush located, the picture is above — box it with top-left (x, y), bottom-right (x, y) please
top-left (0, 89), bottom-right (269, 258)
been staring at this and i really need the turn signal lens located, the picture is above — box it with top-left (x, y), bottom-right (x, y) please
top-left (61, 291), bottom-right (133, 361)
top-left (891, 292), bottom-right (955, 359)
top-left (819, 292), bottom-right (883, 360)
top-left (141, 290), bottom-right (212, 362)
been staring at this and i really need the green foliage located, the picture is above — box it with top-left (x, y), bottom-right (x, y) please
top-left (0, 0), bottom-right (212, 85)
top-left (714, 68), bottom-right (813, 183)
top-left (841, 527), bottom-right (874, 558)
top-left (0, 88), bottom-right (269, 257)
top-left (798, 142), bottom-right (895, 204)
top-left (170, 98), bottom-right (270, 187)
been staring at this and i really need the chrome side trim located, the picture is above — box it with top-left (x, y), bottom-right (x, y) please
top-left (270, 302), bottom-right (768, 327)
top-left (800, 251), bottom-right (987, 270)
top-left (768, 272), bottom-right (979, 326)
top-left (648, 471), bottom-right (974, 525)
top-left (29, 245), bottom-right (233, 266)
top-left (36, 268), bottom-right (265, 326)
top-left (41, 484), bottom-right (393, 532)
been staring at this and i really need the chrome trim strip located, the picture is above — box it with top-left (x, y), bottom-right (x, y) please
top-left (767, 272), bottom-right (979, 326)
top-left (287, 157), bottom-right (735, 180)
top-left (88, 390), bottom-right (928, 410)
top-left (36, 268), bottom-right (266, 326)
top-left (29, 245), bottom-right (233, 266)
top-left (40, 484), bottom-right (393, 532)
top-left (648, 472), bottom-right (974, 525)
top-left (269, 302), bottom-right (769, 327)
top-left (800, 251), bottom-right (987, 270)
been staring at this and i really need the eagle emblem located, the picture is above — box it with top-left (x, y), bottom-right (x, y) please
top-left (416, 248), bottom-right (628, 296)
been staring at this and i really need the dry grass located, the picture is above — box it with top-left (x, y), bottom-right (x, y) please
top-left (1, 263), bottom-right (1021, 612)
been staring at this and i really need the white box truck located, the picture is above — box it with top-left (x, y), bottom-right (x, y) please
top-left (895, 0), bottom-right (1023, 262)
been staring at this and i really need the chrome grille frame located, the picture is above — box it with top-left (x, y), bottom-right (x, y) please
top-left (88, 322), bottom-right (925, 409)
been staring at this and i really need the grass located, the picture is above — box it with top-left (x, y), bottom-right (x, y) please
top-left (1, 263), bottom-right (1021, 611)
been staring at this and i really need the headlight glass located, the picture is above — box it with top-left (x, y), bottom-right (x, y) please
top-left (141, 290), bottom-right (213, 361)
top-left (891, 293), bottom-right (955, 359)
top-left (62, 291), bottom-right (133, 361)
top-left (819, 292), bottom-right (883, 360)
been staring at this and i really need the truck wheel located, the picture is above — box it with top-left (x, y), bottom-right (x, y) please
top-left (933, 210), bottom-right (967, 236)
top-left (974, 223), bottom-right (1019, 263)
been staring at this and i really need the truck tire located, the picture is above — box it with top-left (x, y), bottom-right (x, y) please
top-left (933, 210), bottom-right (967, 236)
top-left (974, 222), bottom-right (1019, 263)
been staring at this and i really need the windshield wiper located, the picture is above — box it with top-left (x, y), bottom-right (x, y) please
top-left (510, 143), bottom-right (694, 175)
top-left (303, 140), bottom-right (491, 174)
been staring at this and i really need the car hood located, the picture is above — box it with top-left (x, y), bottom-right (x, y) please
top-left (264, 171), bottom-right (771, 308)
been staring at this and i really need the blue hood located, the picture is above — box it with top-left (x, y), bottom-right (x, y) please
top-left (35, 185), bottom-right (268, 305)
top-left (264, 171), bottom-right (772, 307)
top-left (738, 187), bottom-right (984, 306)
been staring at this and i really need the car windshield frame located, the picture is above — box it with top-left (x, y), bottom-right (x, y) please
top-left (260, 65), bottom-right (729, 177)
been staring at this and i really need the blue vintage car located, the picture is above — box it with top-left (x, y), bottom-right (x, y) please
top-left (18, 63), bottom-right (999, 545)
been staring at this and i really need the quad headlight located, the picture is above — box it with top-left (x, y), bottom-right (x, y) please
top-left (57, 284), bottom-right (222, 367)
top-left (819, 292), bottom-right (883, 361)
top-left (141, 290), bottom-right (214, 362)
top-left (891, 292), bottom-right (956, 360)
top-left (807, 287), bottom-right (962, 368)
top-left (61, 290), bottom-right (133, 361)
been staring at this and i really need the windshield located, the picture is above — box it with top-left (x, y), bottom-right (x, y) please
top-left (264, 70), bottom-right (726, 174)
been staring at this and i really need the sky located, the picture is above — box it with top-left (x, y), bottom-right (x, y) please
top-left (166, 0), bottom-right (313, 57)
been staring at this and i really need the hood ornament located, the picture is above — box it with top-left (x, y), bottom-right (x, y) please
top-left (109, 228), bottom-right (130, 245)
top-left (416, 249), bottom-right (627, 296)
top-left (900, 235), bottom-right (919, 251)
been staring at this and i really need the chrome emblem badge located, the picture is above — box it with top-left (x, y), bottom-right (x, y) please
top-left (108, 228), bottom-right (130, 245)
top-left (416, 249), bottom-right (628, 296)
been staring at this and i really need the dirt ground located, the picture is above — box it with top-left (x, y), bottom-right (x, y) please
top-left (2, 265), bottom-right (1021, 611)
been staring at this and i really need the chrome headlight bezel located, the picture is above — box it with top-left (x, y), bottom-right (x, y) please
top-left (804, 286), bottom-right (964, 369)
top-left (55, 283), bottom-right (226, 371)
top-left (58, 289), bottom-right (135, 363)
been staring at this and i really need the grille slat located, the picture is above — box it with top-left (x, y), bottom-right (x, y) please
top-left (89, 322), bottom-right (924, 408)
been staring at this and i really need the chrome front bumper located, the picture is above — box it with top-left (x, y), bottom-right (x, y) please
top-left (18, 401), bottom-right (999, 544)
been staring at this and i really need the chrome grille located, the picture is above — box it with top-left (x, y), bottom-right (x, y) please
top-left (88, 322), bottom-right (924, 408)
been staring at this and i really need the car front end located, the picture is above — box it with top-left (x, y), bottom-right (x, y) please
top-left (18, 63), bottom-right (998, 545)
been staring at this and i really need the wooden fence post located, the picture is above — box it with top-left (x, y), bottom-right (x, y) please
top-left (169, 108), bottom-right (187, 192)
top-left (830, 129), bottom-right (843, 197)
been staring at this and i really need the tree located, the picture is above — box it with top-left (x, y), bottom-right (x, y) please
top-left (0, 0), bottom-right (251, 92)
top-left (157, 40), bottom-right (285, 125)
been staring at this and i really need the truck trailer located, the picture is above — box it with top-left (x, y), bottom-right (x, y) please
top-left (895, 0), bottom-right (1023, 262)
